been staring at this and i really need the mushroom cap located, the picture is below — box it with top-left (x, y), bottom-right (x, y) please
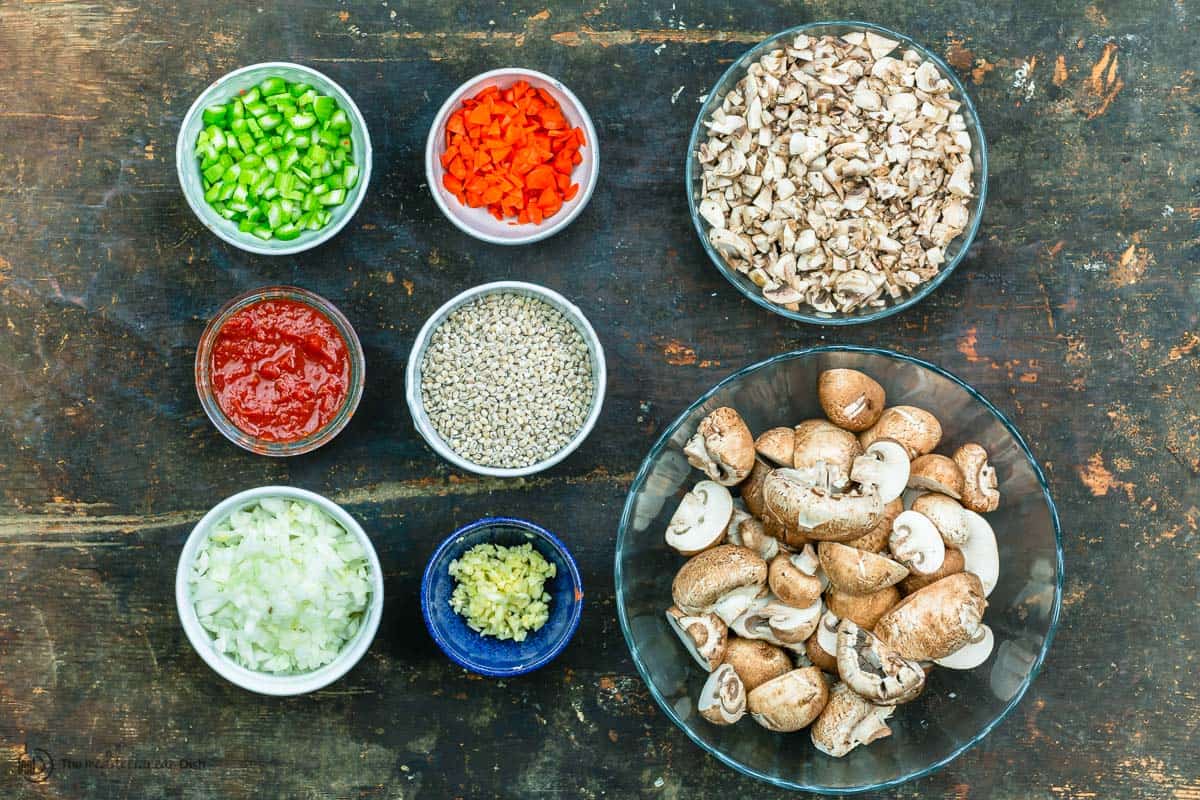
top-left (747, 667), bottom-right (830, 732)
top-left (665, 481), bottom-right (734, 556)
top-left (818, 369), bottom-right (886, 432)
top-left (671, 545), bottom-right (768, 620)
top-left (850, 439), bottom-right (910, 503)
top-left (907, 454), bottom-right (965, 499)
top-left (859, 406), bottom-right (942, 458)
top-left (959, 509), bottom-right (999, 597)
top-left (954, 443), bottom-right (1000, 513)
top-left (740, 458), bottom-right (773, 518)
top-left (665, 606), bottom-right (728, 671)
top-left (843, 497), bottom-right (903, 553)
top-left (685, 407), bottom-right (756, 486)
top-left (818, 541), bottom-right (908, 595)
top-left (810, 682), bottom-right (894, 757)
top-left (888, 510), bottom-right (947, 575)
top-left (755, 426), bottom-right (796, 467)
top-left (900, 546), bottom-right (965, 594)
top-left (825, 585), bottom-right (900, 630)
top-left (875, 572), bottom-right (987, 661)
top-left (911, 493), bottom-right (970, 546)
top-left (792, 420), bottom-right (863, 488)
top-left (721, 637), bottom-right (792, 691)
top-left (732, 597), bottom-right (822, 645)
top-left (763, 468), bottom-right (884, 542)
top-left (768, 548), bottom-right (823, 607)
top-left (698, 663), bottom-right (747, 725)
top-left (933, 624), bottom-right (995, 670)
top-left (726, 510), bottom-right (780, 561)
top-left (835, 619), bottom-right (925, 705)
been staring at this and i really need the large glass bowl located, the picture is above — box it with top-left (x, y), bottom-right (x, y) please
top-left (686, 22), bottom-right (988, 325)
top-left (615, 346), bottom-right (1061, 793)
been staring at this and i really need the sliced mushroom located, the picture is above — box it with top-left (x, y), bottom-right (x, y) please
top-left (665, 606), bottom-right (728, 671)
top-left (763, 468), bottom-right (884, 542)
top-left (888, 510), bottom-right (946, 575)
top-left (672, 544), bottom-right (768, 623)
top-left (768, 546), bottom-right (823, 607)
top-left (859, 406), bottom-right (942, 458)
top-left (792, 420), bottom-right (863, 488)
top-left (726, 510), bottom-right (780, 561)
top-left (844, 497), bottom-right (903, 553)
top-left (811, 682), bottom-right (894, 757)
top-left (836, 619), bottom-right (925, 705)
top-left (910, 493), bottom-right (970, 546)
top-left (954, 443), bottom-right (1000, 512)
top-left (755, 426), bottom-right (795, 467)
top-left (818, 542), bottom-right (908, 595)
top-left (900, 546), bottom-right (965, 593)
top-left (825, 585), bottom-right (900, 630)
top-left (665, 481), bottom-right (734, 555)
top-left (732, 597), bottom-right (822, 645)
top-left (850, 439), bottom-right (910, 503)
top-left (818, 369), bottom-right (886, 432)
top-left (907, 454), bottom-right (964, 499)
top-left (684, 407), bottom-right (756, 486)
top-left (959, 509), bottom-right (999, 597)
top-left (698, 663), bottom-right (747, 725)
top-left (747, 667), bottom-right (829, 732)
top-left (933, 624), bottom-right (994, 669)
top-left (875, 572), bottom-right (987, 661)
top-left (722, 637), bottom-right (792, 691)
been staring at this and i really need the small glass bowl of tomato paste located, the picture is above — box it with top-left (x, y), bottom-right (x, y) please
top-left (195, 286), bottom-right (365, 456)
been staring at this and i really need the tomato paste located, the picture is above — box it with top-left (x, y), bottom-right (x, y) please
top-left (211, 299), bottom-right (351, 442)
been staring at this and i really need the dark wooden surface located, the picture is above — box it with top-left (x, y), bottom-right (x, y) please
top-left (0, 1), bottom-right (1197, 798)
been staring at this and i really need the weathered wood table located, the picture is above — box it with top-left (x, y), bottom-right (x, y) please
top-left (1, 1), bottom-right (1197, 798)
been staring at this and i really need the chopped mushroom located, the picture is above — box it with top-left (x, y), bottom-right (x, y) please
top-left (732, 596), bottom-right (822, 645)
top-left (910, 493), bottom-right (970, 546)
top-left (747, 667), bottom-right (829, 732)
top-left (825, 585), bottom-right (900, 629)
top-left (671, 545), bottom-right (768, 624)
top-left (843, 497), bottom-right (903, 553)
top-left (763, 468), bottom-right (884, 542)
top-left (818, 369), bottom-right (886, 432)
top-left (954, 443), bottom-right (1000, 512)
top-left (933, 624), bottom-right (994, 669)
top-left (900, 546), bottom-right (964, 593)
top-left (811, 682), bottom-right (894, 757)
top-left (754, 426), bottom-right (795, 467)
top-left (726, 509), bottom-right (780, 560)
top-left (958, 509), bottom-right (1000, 596)
top-left (907, 454), bottom-right (965, 499)
top-left (818, 541), bottom-right (909, 595)
top-left (698, 663), bottom-right (747, 724)
top-left (851, 439), bottom-right (911, 503)
top-left (685, 407), bottom-right (756, 486)
top-left (888, 510), bottom-right (946, 575)
top-left (875, 572), bottom-right (987, 661)
top-left (767, 546), bottom-right (823, 607)
top-left (859, 406), bottom-right (942, 458)
top-left (722, 637), bottom-right (792, 691)
top-left (666, 606), bottom-right (728, 671)
top-left (792, 420), bottom-right (864, 488)
top-left (836, 619), bottom-right (925, 705)
top-left (665, 481), bottom-right (734, 555)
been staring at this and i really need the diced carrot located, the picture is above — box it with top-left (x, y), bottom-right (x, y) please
top-left (563, 183), bottom-right (579, 201)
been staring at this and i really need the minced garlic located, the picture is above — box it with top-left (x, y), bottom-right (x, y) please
top-left (448, 542), bottom-right (556, 641)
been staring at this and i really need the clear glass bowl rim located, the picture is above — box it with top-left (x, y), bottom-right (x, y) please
top-left (614, 344), bottom-right (1063, 793)
top-left (194, 285), bottom-right (366, 456)
top-left (684, 21), bottom-right (989, 326)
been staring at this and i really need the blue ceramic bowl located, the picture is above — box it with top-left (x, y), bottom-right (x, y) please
top-left (421, 517), bottom-right (584, 677)
top-left (616, 346), bottom-right (1062, 793)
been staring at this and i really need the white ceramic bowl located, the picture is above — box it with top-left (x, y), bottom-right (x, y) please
top-left (424, 68), bottom-right (599, 245)
top-left (176, 486), bottom-right (384, 695)
top-left (405, 281), bottom-right (607, 477)
top-left (176, 62), bottom-right (373, 255)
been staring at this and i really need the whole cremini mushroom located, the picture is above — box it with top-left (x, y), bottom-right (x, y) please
top-left (836, 620), bottom-right (925, 705)
top-left (763, 468), bottom-right (883, 542)
top-left (665, 481), bottom-right (734, 555)
top-left (810, 682), bottom-right (894, 758)
top-left (672, 544), bottom-right (768, 624)
top-left (722, 637), bottom-right (792, 691)
top-left (792, 420), bottom-right (863, 488)
top-left (875, 572), bottom-right (987, 661)
top-left (911, 493), bottom-right (970, 546)
top-left (888, 510), bottom-right (946, 575)
top-left (684, 407), bottom-right (756, 486)
top-left (698, 663), bottom-right (747, 725)
top-left (954, 443), bottom-right (1001, 512)
top-left (850, 440), bottom-right (910, 503)
top-left (907, 454), bottom-right (965, 499)
top-left (825, 585), bottom-right (900, 630)
top-left (755, 427), bottom-right (795, 467)
top-left (767, 546), bottom-right (823, 607)
top-left (818, 542), bottom-right (908, 595)
top-left (843, 497), bottom-right (903, 553)
top-left (747, 667), bottom-right (829, 732)
top-left (818, 369), bottom-right (886, 432)
top-left (859, 406), bottom-right (942, 458)
top-left (665, 606), bottom-right (728, 671)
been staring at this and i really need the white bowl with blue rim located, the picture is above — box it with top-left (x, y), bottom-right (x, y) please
top-left (421, 517), bottom-right (583, 677)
